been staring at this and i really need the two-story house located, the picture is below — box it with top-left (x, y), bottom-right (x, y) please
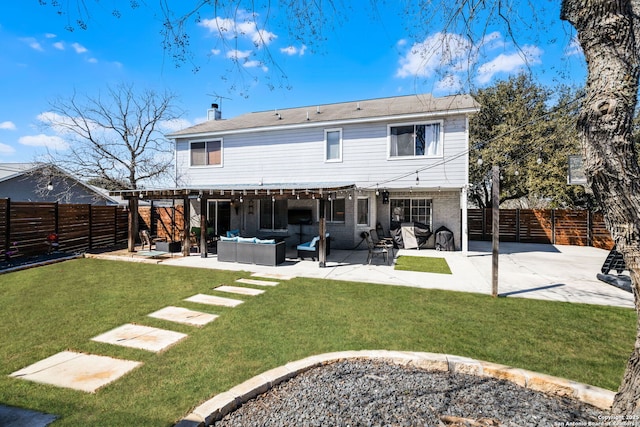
top-left (165, 93), bottom-right (479, 252)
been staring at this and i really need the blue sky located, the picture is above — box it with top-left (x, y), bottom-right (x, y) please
top-left (0, 1), bottom-right (586, 163)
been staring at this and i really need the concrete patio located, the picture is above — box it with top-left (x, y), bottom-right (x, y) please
top-left (152, 240), bottom-right (635, 309)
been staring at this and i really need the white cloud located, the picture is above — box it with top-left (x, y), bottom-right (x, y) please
top-left (45, 33), bottom-right (57, 39)
top-left (200, 12), bottom-right (276, 47)
top-left (479, 31), bottom-right (504, 50)
top-left (476, 45), bottom-right (542, 84)
top-left (396, 31), bottom-right (543, 87)
top-left (21, 37), bottom-right (43, 51)
top-left (280, 45), bottom-right (307, 56)
top-left (159, 118), bottom-right (193, 133)
top-left (0, 121), bottom-right (16, 130)
top-left (396, 32), bottom-right (472, 78)
top-left (435, 74), bottom-right (463, 93)
top-left (37, 111), bottom-right (69, 126)
top-left (0, 142), bottom-right (15, 155)
top-left (18, 134), bottom-right (69, 150)
top-left (88, 57), bottom-right (98, 63)
top-left (566, 36), bottom-right (582, 57)
top-left (243, 60), bottom-right (268, 72)
top-left (53, 41), bottom-right (65, 50)
top-left (37, 111), bottom-right (98, 135)
top-left (71, 42), bottom-right (88, 54)
top-left (198, 10), bottom-right (276, 73)
top-left (226, 49), bottom-right (252, 60)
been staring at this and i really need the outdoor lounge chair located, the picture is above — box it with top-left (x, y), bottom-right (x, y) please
top-left (297, 233), bottom-right (331, 260)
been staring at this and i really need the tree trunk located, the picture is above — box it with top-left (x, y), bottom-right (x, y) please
top-left (562, 0), bottom-right (640, 414)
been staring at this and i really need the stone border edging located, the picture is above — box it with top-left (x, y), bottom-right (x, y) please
top-left (84, 253), bottom-right (164, 264)
top-left (174, 350), bottom-right (615, 427)
top-left (0, 254), bottom-right (82, 275)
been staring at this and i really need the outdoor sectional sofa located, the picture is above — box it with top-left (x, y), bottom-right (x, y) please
top-left (217, 236), bottom-right (286, 266)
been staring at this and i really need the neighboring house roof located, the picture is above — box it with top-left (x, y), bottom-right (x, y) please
top-left (0, 162), bottom-right (119, 205)
top-left (0, 163), bottom-right (39, 183)
top-left (168, 93), bottom-right (479, 138)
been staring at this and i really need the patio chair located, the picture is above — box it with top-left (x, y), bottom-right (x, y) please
top-left (46, 233), bottom-right (59, 253)
top-left (139, 229), bottom-right (152, 250)
top-left (297, 233), bottom-right (331, 260)
top-left (370, 228), bottom-right (394, 246)
top-left (364, 232), bottom-right (390, 265)
top-left (1, 241), bottom-right (19, 262)
top-left (370, 228), bottom-right (395, 257)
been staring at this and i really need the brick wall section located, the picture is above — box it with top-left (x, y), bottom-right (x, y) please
top-left (138, 205), bottom-right (185, 242)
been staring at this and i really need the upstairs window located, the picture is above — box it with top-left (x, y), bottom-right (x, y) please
top-left (191, 140), bottom-right (222, 166)
top-left (389, 122), bottom-right (441, 158)
top-left (325, 128), bottom-right (342, 162)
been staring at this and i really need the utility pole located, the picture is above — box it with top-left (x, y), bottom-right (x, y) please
top-left (492, 165), bottom-right (500, 297)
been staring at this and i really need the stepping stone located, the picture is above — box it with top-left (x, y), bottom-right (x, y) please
top-left (91, 324), bottom-right (187, 353)
top-left (9, 351), bottom-right (141, 393)
top-left (236, 278), bottom-right (279, 287)
top-left (215, 285), bottom-right (265, 296)
top-left (184, 293), bottom-right (244, 307)
top-left (148, 306), bottom-right (219, 327)
top-left (252, 272), bottom-right (295, 280)
top-left (0, 405), bottom-right (57, 427)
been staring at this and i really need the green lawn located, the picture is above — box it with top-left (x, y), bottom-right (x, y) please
top-left (394, 255), bottom-right (452, 274)
top-left (0, 258), bottom-right (635, 426)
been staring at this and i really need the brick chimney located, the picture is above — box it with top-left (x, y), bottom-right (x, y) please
top-left (207, 103), bottom-right (222, 120)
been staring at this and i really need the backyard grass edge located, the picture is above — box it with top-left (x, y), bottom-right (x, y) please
top-left (175, 350), bottom-right (615, 427)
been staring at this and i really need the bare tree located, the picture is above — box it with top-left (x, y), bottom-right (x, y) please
top-left (40, 83), bottom-right (182, 190)
top-left (38, 0), bottom-right (640, 415)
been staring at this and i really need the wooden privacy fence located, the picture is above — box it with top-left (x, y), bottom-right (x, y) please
top-left (1, 198), bottom-right (128, 258)
top-left (467, 208), bottom-right (614, 250)
top-left (1, 200), bottom-right (616, 258)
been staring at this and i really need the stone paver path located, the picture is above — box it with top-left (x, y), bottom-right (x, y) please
top-left (236, 278), bottom-right (279, 287)
top-left (215, 285), bottom-right (265, 296)
top-left (148, 306), bottom-right (219, 327)
top-left (251, 272), bottom-right (295, 280)
top-left (184, 293), bottom-right (244, 307)
top-left (9, 273), bottom-right (282, 411)
top-left (91, 324), bottom-right (188, 352)
top-left (9, 351), bottom-right (142, 393)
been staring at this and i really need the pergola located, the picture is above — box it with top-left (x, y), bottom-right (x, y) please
top-left (110, 183), bottom-right (357, 267)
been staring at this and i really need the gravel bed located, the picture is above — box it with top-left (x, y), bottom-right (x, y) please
top-left (212, 359), bottom-right (606, 427)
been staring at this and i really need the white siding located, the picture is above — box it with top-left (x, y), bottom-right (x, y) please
top-left (175, 114), bottom-right (470, 190)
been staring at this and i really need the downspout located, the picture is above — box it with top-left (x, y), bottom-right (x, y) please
top-left (173, 138), bottom-right (178, 187)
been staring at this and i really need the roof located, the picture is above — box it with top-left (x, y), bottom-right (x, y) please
top-left (0, 163), bottom-right (40, 183)
top-left (0, 162), bottom-right (119, 204)
top-left (168, 93), bottom-right (479, 138)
